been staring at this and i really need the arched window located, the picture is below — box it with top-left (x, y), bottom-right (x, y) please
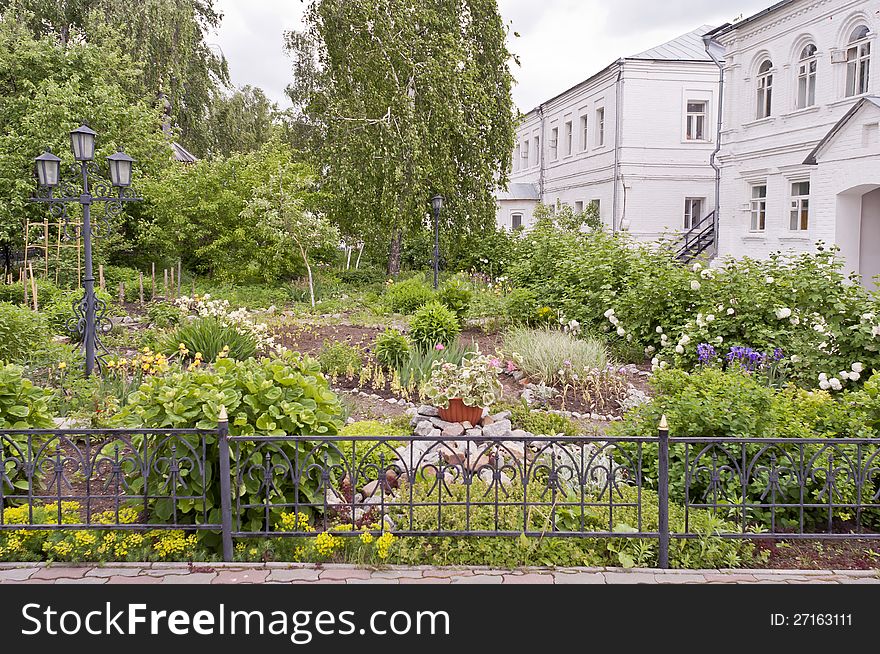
top-left (756, 60), bottom-right (774, 118)
top-left (846, 26), bottom-right (871, 97)
top-left (797, 44), bottom-right (818, 108)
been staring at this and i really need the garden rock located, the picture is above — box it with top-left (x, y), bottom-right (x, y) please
top-left (441, 423), bottom-right (465, 438)
top-left (416, 405), bottom-right (440, 417)
top-left (482, 419), bottom-right (512, 438)
top-left (413, 421), bottom-right (436, 437)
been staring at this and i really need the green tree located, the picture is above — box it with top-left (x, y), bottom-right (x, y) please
top-left (287, 0), bottom-right (516, 274)
top-left (0, 14), bottom-right (172, 276)
top-left (142, 140), bottom-right (333, 285)
top-left (202, 86), bottom-right (283, 158)
top-left (0, 0), bottom-right (229, 155)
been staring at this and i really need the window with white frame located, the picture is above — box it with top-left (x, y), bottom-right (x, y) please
top-left (756, 60), bottom-right (774, 119)
top-left (797, 44), bottom-right (818, 108)
top-left (789, 181), bottom-right (810, 231)
top-left (513, 144), bottom-right (520, 171)
top-left (686, 101), bottom-right (707, 141)
top-left (684, 197), bottom-right (704, 230)
top-left (596, 107), bottom-right (605, 146)
top-left (574, 200), bottom-right (584, 213)
top-left (522, 140), bottom-right (530, 167)
top-left (750, 184), bottom-right (767, 231)
top-left (846, 26), bottom-right (871, 97)
top-left (549, 126), bottom-right (559, 160)
top-left (532, 136), bottom-right (540, 166)
top-left (580, 115), bottom-right (589, 151)
top-left (589, 199), bottom-right (601, 217)
top-left (564, 121), bottom-right (573, 156)
top-left (511, 213), bottom-right (523, 230)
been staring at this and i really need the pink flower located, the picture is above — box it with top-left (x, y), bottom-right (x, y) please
top-left (490, 357), bottom-right (501, 368)
top-left (563, 360), bottom-right (572, 367)
top-left (435, 343), bottom-right (445, 351)
top-left (506, 361), bottom-right (517, 373)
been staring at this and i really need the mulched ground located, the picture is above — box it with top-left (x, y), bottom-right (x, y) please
top-left (758, 539), bottom-right (880, 570)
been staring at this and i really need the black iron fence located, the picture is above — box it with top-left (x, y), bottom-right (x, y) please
top-left (2, 420), bottom-right (879, 568)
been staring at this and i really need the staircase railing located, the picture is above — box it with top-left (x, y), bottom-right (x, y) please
top-left (675, 210), bottom-right (716, 264)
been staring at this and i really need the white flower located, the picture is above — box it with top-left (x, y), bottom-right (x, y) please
top-left (604, 308), bottom-right (616, 318)
top-left (789, 316), bottom-right (800, 326)
top-left (645, 346), bottom-right (656, 355)
top-left (715, 336), bottom-right (724, 344)
top-left (819, 380), bottom-right (831, 390)
top-left (679, 335), bottom-right (691, 346)
top-left (609, 315), bottom-right (619, 326)
top-left (700, 269), bottom-right (714, 279)
top-left (706, 314), bottom-right (715, 323)
top-left (651, 357), bottom-right (659, 366)
top-left (675, 345), bottom-right (685, 354)
top-left (849, 371), bottom-right (861, 382)
top-left (616, 326), bottom-right (626, 337)
top-left (839, 371), bottom-right (850, 380)
top-left (852, 362), bottom-right (864, 373)
top-left (861, 312), bottom-right (875, 322)
top-left (659, 361), bottom-right (669, 369)
top-left (829, 378), bottom-right (843, 391)
top-left (655, 326), bottom-right (664, 334)
top-left (790, 355), bottom-right (801, 363)
top-left (692, 263), bottom-right (702, 272)
top-left (873, 325), bottom-right (880, 338)
top-left (727, 308), bottom-right (735, 316)
top-left (775, 307), bottom-right (792, 320)
top-left (765, 276), bottom-right (775, 284)
top-left (818, 373), bottom-right (828, 382)
top-left (690, 281), bottom-right (701, 291)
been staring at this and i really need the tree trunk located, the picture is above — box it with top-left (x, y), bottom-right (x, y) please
top-left (295, 238), bottom-right (316, 308)
top-left (387, 229), bottom-right (403, 276)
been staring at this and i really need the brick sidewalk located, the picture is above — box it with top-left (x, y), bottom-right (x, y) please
top-left (1, 563), bottom-right (877, 584)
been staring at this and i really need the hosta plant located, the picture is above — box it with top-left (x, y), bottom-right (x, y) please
top-left (116, 353), bottom-right (344, 538)
top-left (423, 352), bottom-right (503, 410)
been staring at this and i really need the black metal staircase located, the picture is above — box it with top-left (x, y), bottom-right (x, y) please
top-left (675, 210), bottom-right (717, 264)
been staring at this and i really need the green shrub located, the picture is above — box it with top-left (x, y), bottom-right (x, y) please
top-left (409, 301), bottom-right (461, 352)
top-left (611, 367), bottom-right (879, 530)
top-left (161, 317), bottom-right (257, 363)
top-left (0, 279), bottom-right (63, 307)
top-left (0, 303), bottom-right (50, 363)
top-left (318, 341), bottom-right (363, 378)
top-left (374, 329), bottom-right (411, 370)
top-left (116, 354), bottom-right (343, 534)
top-left (509, 405), bottom-right (579, 436)
top-left (385, 276), bottom-right (434, 314)
top-left (436, 276), bottom-right (473, 320)
top-left (504, 327), bottom-right (607, 386)
top-left (41, 288), bottom-right (117, 336)
top-left (339, 267), bottom-right (386, 288)
top-left (146, 302), bottom-right (186, 328)
top-left (504, 287), bottom-right (541, 325)
top-left (102, 265), bottom-right (143, 303)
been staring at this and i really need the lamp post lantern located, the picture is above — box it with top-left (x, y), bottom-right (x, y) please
top-left (430, 194), bottom-right (444, 289)
top-left (30, 124), bottom-right (141, 376)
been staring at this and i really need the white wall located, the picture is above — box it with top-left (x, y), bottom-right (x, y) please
top-left (715, 0), bottom-right (880, 265)
top-left (861, 188), bottom-right (880, 290)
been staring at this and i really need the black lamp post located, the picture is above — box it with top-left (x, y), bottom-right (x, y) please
top-left (30, 124), bottom-right (140, 376)
top-left (430, 194), bottom-right (444, 289)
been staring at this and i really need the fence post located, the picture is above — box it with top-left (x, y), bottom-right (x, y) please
top-left (217, 406), bottom-right (234, 562)
top-left (658, 414), bottom-right (670, 569)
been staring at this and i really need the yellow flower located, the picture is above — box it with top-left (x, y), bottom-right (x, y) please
top-left (376, 532), bottom-right (396, 560)
top-left (57, 362), bottom-right (67, 370)
top-left (359, 531), bottom-right (374, 545)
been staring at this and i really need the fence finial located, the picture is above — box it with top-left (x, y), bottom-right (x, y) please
top-left (659, 414), bottom-right (669, 431)
top-left (218, 405), bottom-right (228, 423)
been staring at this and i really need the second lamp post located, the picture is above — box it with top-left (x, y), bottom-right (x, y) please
top-left (431, 194), bottom-right (444, 289)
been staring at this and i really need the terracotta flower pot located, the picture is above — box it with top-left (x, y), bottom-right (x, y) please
top-left (437, 398), bottom-right (484, 425)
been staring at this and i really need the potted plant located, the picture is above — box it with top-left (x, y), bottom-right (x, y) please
top-left (423, 353), bottom-right (503, 424)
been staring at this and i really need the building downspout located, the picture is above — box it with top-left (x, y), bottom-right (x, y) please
top-left (611, 60), bottom-right (624, 233)
top-left (704, 35), bottom-right (726, 249)
top-left (537, 103), bottom-right (546, 199)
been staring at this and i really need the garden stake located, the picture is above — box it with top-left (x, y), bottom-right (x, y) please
top-left (658, 414), bottom-right (670, 569)
top-left (29, 263), bottom-right (38, 311)
top-left (151, 262), bottom-right (156, 300)
top-left (99, 264), bottom-right (105, 290)
top-left (139, 272), bottom-right (144, 305)
top-left (217, 406), bottom-right (234, 563)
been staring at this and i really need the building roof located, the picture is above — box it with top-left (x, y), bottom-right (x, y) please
top-left (804, 96), bottom-right (880, 165)
top-left (496, 183), bottom-right (540, 201)
top-left (706, 1), bottom-right (797, 40)
top-left (629, 25), bottom-right (715, 62)
top-left (171, 141), bottom-right (198, 164)
top-left (522, 25), bottom-right (717, 115)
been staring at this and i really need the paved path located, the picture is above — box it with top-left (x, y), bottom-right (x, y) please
top-left (1, 563), bottom-right (877, 584)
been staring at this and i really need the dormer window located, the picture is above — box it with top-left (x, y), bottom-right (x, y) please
top-left (846, 26), bottom-right (871, 97)
top-left (797, 45), bottom-right (817, 108)
top-left (757, 60), bottom-right (774, 119)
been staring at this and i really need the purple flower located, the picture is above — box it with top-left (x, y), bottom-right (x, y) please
top-left (697, 343), bottom-right (716, 364)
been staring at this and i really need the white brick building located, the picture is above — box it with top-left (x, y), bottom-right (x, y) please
top-left (705, 0), bottom-right (880, 288)
top-left (496, 27), bottom-right (721, 241)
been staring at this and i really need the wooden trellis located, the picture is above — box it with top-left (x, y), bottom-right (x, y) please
top-left (23, 217), bottom-right (82, 288)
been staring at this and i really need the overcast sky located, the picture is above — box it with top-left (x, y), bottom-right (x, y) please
top-left (212, 0), bottom-right (772, 112)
